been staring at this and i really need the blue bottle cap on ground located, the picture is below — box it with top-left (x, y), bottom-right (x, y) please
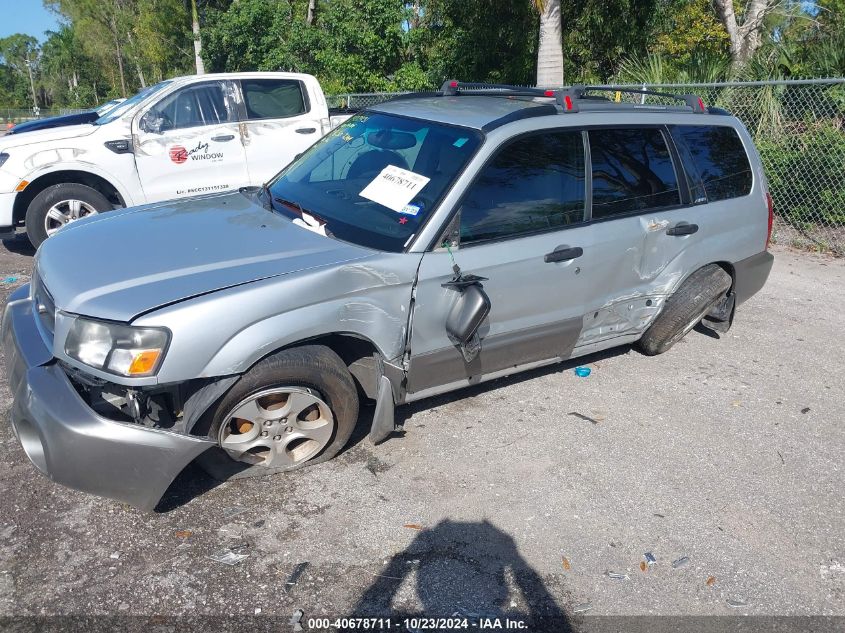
top-left (574, 366), bottom-right (591, 377)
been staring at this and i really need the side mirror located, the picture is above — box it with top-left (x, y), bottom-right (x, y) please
top-left (445, 283), bottom-right (490, 346)
top-left (139, 112), bottom-right (161, 134)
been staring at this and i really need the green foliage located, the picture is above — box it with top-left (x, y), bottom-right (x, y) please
top-left (416, 0), bottom-right (538, 86)
top-left (559, 0), bottom-right (662, 82)
top-left (202, 0), bottom-right (410, 92)
top-left (757, 122), bottom-right (845, 225)
top-left (650, 0), bottom-right (729, 65)
top-left (0, 0), bottom-right (843, 109)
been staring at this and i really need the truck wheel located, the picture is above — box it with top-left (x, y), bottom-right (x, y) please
top-left (637, 264), bottom-right (732, 356)
top-left (200, 345), bottom-right (359, 480)
top-left (25, 183), bottom-right (112, 248)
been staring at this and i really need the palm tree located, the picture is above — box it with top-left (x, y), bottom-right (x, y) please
top-left (190, 0), bottom-right (205, 74)
top-left (532, 0), bottom-right (563, 88)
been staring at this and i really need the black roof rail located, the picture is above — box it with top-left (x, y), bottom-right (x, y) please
top-left (440, 81), bottom-right (706, 113)
top-left (566, 85), bottom-right (707, 113)
top-left (381, 80), bottom-right (709, 115)
top-left (440, 80), bottom-right (557, 99)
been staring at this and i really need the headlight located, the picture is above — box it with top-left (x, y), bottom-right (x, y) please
top-left (64, 317), bottom-right (170, 377)
top-left (0, 153), bottom-right (9, 169)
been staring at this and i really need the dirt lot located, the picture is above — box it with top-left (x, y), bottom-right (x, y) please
top-left (0, 235), bottom-right (842, 631)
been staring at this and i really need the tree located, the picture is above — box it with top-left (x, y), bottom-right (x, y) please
top-left (651, 0), bottom-right (729, 66)
top-left (712, 0), bottom-right (775, 68)
top-left (190, 0), bottom-right (205, 73)
top-left (415, 0), bottom-right (538, 86)
top-left (532, 0), bottom-right (563, 87)
top-left (0, 34), bottom-right (40, 110)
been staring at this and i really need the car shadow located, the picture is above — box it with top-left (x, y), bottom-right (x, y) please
top-left (1, 234), bottom-right (35, 257)
top-left (154, 462), bottom-right (224, 513)
top-left (156, 344), bottom-right (636, 510)
top-left (388, 344), bottom-right (634, 435)
top-left (349, 519), bottom-right (571, 632)
top-left (694, 322), bottom-right (722, 339)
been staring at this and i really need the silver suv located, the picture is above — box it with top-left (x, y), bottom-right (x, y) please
top-left (2, 82), bottom-right (774, 510)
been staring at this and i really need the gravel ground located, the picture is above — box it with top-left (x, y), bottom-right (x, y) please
top-left (0, 236), bottom-right (842, 632)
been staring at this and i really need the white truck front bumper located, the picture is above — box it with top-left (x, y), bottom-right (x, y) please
top-left (0, 191), bottom-right (17, 230)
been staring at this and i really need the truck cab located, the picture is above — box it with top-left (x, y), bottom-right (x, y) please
top-left (0, 72), bottom-right (341, 247)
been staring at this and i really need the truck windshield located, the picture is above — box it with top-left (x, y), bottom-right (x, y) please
top-left (95, 81), bottom-right (172, 126)
top-left (268, 112), bottom-right (482, 252)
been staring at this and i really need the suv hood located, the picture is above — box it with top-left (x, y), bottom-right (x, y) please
top-left (37, 192), bottom-right (373, 322)
top-left (0, 123), bottom-right (98, 149)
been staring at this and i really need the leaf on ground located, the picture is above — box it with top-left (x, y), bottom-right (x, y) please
top-left (562, 557), bottom-right (571, 571)
top-left (706, 576), bottom-right (716, 586)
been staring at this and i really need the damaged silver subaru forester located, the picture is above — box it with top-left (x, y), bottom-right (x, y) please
top-left (2, 82), bottom-right (774, 510)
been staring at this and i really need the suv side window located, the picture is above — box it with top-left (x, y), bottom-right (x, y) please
top-left (459, 131), bottom-right (586, 244)
top-left (241, 79), bottom-right (307, 120)
top-left (669, 125), bottom-right (752, 202)
top-left (148, 82), bottom-right (234, 132)
top-left (589, 128), bottom-right (680, 219)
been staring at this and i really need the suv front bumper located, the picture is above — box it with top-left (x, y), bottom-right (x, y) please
top-left (1, 286), bottom-right (214, 511)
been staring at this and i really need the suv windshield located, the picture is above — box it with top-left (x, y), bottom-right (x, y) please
top-left (268, 112), bottom-right (482, 252)
top-left (95, 81), bottom-right (172, 126)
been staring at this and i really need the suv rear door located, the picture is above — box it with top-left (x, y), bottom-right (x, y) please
top-left (236, 78), bottom-right (323, 183)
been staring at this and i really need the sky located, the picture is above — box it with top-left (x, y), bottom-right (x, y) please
top-left (0, 0), bottom-right (61, 41)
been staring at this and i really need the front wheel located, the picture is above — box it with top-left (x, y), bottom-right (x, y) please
top-left (199, 345), bottom-right (359, 480)
top-left (25, 183), bottom-right (112, 248)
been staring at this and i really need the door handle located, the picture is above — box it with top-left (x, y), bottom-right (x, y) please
top-left (666, 221), bottom-right (699, 236)
top-left (211, 134), bottom-right (235, 142)
top-left (295, 127), bottom-right (317, 134)
top-left (544, 245), bottom-right (583, 263)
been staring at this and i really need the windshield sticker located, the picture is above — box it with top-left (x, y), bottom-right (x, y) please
top-left (400, 203), bottom-right (422, 216)
top-left (359, 165), bottom-right (430, 213)
top-left (453, 137), bottom-right (469, 148)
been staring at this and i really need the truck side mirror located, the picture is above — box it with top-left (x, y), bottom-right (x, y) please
top-left (139, 112), bottom-right (162, 134)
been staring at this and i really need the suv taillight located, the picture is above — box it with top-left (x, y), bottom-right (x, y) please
top-left (765, 192), bottom-right (774, 250)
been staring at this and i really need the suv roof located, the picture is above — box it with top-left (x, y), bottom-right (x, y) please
top-left (370, 80), bottom-right (721, 132)
top-left (372, 95), bottom-right (554, 131)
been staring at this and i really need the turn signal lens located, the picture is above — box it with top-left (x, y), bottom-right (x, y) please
top-left (15, 180), bottom-right (29, 192)
top-left (127, 350), bottom-right (162, 375)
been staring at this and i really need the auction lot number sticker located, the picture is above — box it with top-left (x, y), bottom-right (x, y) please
top-left (359, 165), bottom-right (431, 212)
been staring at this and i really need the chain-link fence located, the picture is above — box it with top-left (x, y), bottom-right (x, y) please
top-left (329, 78), bottom-right (845, 255)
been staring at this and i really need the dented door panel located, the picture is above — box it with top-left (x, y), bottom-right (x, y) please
top-left (406, 224), bottom-right (606, 395)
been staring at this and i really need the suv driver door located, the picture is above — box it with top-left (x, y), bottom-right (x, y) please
top-left (406, 130), bottom-right (609, 397)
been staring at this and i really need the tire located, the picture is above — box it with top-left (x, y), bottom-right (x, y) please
top-left (198, 345), bottom-right (359, 480)
top-left (25, 183), bottom-right (112, 248)
top-left (637, 264), bottom-right (732, 356)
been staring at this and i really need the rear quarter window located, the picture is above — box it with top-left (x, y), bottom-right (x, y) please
top-left (669, 125), bottom-right (753, 202)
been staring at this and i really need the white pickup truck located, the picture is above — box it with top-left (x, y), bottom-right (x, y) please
top-left (0, 72), bottom-right (351, 247)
